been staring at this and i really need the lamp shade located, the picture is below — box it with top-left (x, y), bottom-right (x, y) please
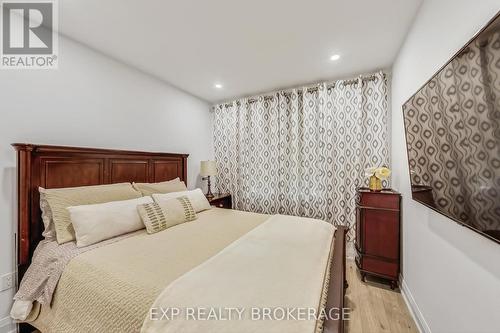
top-left (200, 160), bottom-right (217, 177)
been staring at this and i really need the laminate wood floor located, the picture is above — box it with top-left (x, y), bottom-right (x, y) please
top-left (345, 260), bottom-right (419, 333)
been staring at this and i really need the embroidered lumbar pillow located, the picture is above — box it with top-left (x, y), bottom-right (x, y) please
top-left (137, 196), bottom-right (197, 234)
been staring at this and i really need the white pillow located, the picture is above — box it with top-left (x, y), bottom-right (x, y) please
top-left (68, 196), bottom-right (153, 247)
top-left (152, 188), bottom-right (211, 213)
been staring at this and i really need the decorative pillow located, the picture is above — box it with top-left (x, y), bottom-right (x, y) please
top-left (40, 183), bottom-right (142, 244)
top-left (152, 188), bottom-right (211, 213)
top-left (67, 196), bottom-right (153, 247)
top-left (132, 177), bottom-right (187, 196)
top-left (39, 192), bottom-right (56, 240)
top-left (137, 196), bottom-right (197, 234)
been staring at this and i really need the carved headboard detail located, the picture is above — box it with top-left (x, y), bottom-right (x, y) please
top-left (12, 143), bottom-right (188, 281)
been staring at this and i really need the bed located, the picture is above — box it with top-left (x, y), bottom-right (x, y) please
top-left (12, 143), bottom-right (347, 333)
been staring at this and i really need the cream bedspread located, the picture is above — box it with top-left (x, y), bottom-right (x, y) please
top-left (141, 214), bottom-right (334, 333)
top-left (29, 208), bottom-right (268, 333)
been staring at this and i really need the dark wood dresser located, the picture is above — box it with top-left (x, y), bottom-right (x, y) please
top-left (355, 187), bottom-right (401, 289)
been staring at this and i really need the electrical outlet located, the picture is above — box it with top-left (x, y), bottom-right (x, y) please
top-left (0, 273), bottom-right (14, 292)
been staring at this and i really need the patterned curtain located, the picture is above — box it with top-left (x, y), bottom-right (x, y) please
top-left (404, 30), bottom-right (500, 231)
top-left (213, 72), bottom-right (389, 238)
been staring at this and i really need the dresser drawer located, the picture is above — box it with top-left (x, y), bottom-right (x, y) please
top-left (208, 194), bottom-right (232, 209)
top-left (358, 192), bottom-right (400, 210)
top-left (213, 200), bottom-right (230, 208)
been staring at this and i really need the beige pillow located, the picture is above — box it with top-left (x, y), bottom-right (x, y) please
top-left (132, 177), bottom-right (187, 196)
top-left (40, 183), bottom-right (142, 244)
top-left (152, 188), bottom-right (211, 213)
top-left (137, 196), bottom-right (197, 234)
top-left (68, 196), bottom-right (153, 247)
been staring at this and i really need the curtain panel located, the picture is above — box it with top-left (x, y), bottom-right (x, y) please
top-left (213, 72), bottom-right (389, 238)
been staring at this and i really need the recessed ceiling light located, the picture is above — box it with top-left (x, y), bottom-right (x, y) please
top-left (214, 83), bottom-right (223, 89)
top-left (330, 54), bottom-right (341, 61)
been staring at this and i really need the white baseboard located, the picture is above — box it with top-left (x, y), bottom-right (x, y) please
top-left (400, 276), bottom-right (431, 333)
top-left (0, 316), bottom-right (16, 333)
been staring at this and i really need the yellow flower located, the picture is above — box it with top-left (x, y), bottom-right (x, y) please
top-left (375, 167), bottom-right (391, 180)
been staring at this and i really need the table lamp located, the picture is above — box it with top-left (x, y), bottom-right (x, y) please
top-left (200, 160), bottom-right (217, 199)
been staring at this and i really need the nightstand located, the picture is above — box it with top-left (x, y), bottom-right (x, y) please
top-left (208, 193), bottom-right (232, 209)
top-left (355, 187), bottom-right (401, 289)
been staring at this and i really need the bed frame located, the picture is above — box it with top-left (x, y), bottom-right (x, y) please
top-left (12, 143), bottom-right (347, 333)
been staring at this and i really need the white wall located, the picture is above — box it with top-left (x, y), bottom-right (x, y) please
top-left (391, 1), bottom-right (500, 332)
top-left (0, 35), bottom-right (213, 324)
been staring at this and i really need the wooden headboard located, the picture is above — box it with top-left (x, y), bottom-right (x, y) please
top-left (12, 143), bottom-right (188, 281)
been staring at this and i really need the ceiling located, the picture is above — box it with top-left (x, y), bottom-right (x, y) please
top-left (58, 0), bottom-right (422, 103)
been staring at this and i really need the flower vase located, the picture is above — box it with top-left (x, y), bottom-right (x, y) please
top-left (369, 175), bottom-right (382, 192)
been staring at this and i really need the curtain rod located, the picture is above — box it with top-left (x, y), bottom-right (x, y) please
top-left (218, 72), bottom-right (384, 107)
